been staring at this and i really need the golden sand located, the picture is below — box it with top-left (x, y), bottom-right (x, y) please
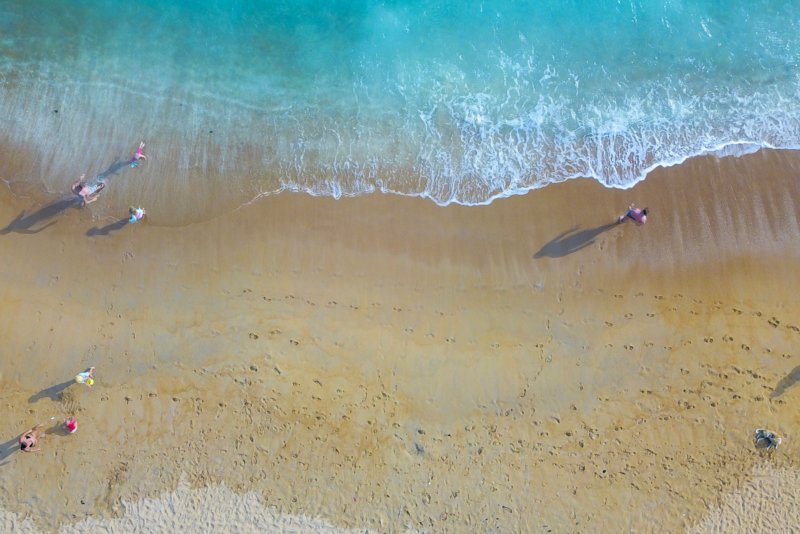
top-left (0, 149), bottom-right (798, 532)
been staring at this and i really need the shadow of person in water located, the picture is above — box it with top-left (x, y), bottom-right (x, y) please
top-left (86, 218), bottom-right (129, 237)
top-left (96, 158), bottom-right (131, 182)
top-left (28, 380), bottom-right (75, 404)
top-left (0, 195), bottom-right (81, 235)
top-left (771, 365), bottom-right (800, 398)
top-left (534, 222), bottom-right (619, 258)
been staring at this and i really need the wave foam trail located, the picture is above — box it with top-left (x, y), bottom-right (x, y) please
top-left (1, 0), bottom-right (800, 220)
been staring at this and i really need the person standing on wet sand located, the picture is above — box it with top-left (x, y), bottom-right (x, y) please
top-left (618, 203), bottom-right (648, 225)
top-left (19, 423), bottom-right (45, 452)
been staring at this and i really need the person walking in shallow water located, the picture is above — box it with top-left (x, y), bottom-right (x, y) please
top-left (618, 203), bottom-right (648, 225)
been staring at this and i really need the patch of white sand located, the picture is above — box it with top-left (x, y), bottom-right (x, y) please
top-left (3, 478), bottom-right (366, 534)
top-left (688, 465), bottom-right (799, 534)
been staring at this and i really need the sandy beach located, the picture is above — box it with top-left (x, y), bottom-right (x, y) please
top-left (0, 148), bottom-right (799, 532)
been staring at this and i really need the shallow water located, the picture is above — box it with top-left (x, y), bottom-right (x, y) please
top-left (1, 0), bottom-right (799, 223)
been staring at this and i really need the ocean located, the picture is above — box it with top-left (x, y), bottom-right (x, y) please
top-left (1, 0), bottom-right (799, 224)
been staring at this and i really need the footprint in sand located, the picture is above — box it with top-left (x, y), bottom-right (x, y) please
top-left (703, 337), bottom-right (714, 343)
top-left (614, 294), bottom-right (623, 299)
top-left (624, 313), bottom-right (633, 319)
top-left (289, 339), bottom-right (299, 346)
top-left (768, 317), bottom-right (780, 328)
top-left (722, 334), bottom-right (733, 342)
top-left (646, 312), bottom-right (655, 318)
top-left (269, 328), bottom-right (282, 336)
top-left (732, 307), bottom-right (743, 315)
top-left (604, 321), bottom-right (614, 327)
top-left (741, 344), bottom-right (750, 351)
top-left (249, 332), bottom-right (259, 340)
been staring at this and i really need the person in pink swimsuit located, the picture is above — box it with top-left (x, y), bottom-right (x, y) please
top-left (19, 423), bottom-right (45, 452)
top-left (130, 141), bottom-right (147, 167)
top-left (618, 203), bottom-right (648, 225)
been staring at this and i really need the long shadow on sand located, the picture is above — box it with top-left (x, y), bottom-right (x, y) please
top-left (534, 222), bottom-right (619, 258)
top-left (87, 218), bottom-right (129, 237)
top-left (771, 365), bottom-right (800, 398)
top-left (1, 158), bottom-right (132, 236)
top-left (28, 380), bottom-right (75, 404)
top-left (0, 436), bottom-right (20, 465)
top-left (0, 195), bottom-right (81, 235)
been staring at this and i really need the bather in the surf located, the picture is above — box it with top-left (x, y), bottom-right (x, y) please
top-left (71, 174), bottom-right (106, 206)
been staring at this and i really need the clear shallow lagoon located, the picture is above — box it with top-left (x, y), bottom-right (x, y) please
top-left (1, 1), bottom-right (799, 222)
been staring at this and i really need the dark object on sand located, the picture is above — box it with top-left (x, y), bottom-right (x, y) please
top-left (754, 428), bottom-right (781, 450)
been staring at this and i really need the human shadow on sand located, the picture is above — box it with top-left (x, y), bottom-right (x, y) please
top-left (1, 158), bottom-right (133, 236)
top-left (28, 380), bottom-right (75, 404)
top-left (0, 195), bottom-right (81, 235)
top-left (534, 222), bottom-right (619, 258)
top-left (771, 365), bottom-right (800, 398)
top-left (87, 218), bottom-right (129, 237)
top-left (0, 436), bottom-right (20, 465)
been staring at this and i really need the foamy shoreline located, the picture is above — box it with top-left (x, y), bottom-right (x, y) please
top-left (0, 149), bottom-right (798, 532)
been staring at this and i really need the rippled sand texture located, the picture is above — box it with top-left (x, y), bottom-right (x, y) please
top-left (0, 149), bottom-right (798, 531)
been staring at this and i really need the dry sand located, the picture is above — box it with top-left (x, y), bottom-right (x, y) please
top-left (0, 148), bottom-right (798, 532)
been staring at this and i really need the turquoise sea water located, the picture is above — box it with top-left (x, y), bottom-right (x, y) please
top-left (1, 1), bottom-right (799, 222)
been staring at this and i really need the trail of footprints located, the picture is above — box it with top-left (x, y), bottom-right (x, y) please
top-left (237, 288), bottom-right (519, 351)
top-left (601, 291), bottom-right (799, 358)
top-left (241, 287), bottom-right (800, 362)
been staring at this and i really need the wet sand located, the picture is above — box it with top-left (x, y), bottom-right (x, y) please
top-left (0, 149), bottom-right (798, 532)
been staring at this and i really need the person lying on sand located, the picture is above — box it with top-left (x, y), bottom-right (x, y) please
top-left (130, 141), bottom-right (147, 168)
top-left (71, 175), bottom-right (106, 205)
top-left (618, 203), bottom-right (648, 225)
top-left (19, 423), bottom-right (45, 452)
